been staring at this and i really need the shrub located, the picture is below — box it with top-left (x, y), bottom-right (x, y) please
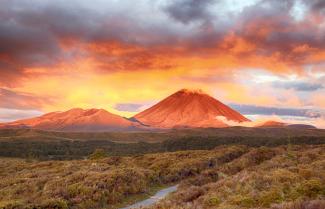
top-left (0, 200), bottom-right (25, 209)
top-left (2, 145), bottom-right (325, 209)
top-left (88, 149), bottom-right (107, 160)
top-left (258, 188), bottom-right (284, 207)
top-left (271, 200), bottom-right (325, 209)
top-left (232, 195), bottom-right (256, 207)
top-left (39, 199), bottom-right (69, 209)
top-left (296, 179), bottom-right (325, 198)
top-left (178, 186), bottom-right (205, 202)
top-left (206, 196), bottom-right (221, 206)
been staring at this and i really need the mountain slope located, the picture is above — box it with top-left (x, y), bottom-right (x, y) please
top-left (0, 108), bottom-right (142, 132)
top-left (255, 120), bottom-right (287, 128)
top-left (256, 120), bottom-right (316, 129)
top-left (133, 89), bottom-right (250, 128)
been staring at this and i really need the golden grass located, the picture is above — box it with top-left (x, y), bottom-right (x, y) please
top-left (150, 145), bottom-right (325, 209)
top-left (0, 146), bottom-right (247, 209)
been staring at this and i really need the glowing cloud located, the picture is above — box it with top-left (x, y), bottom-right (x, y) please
top-left (0, 0), bottom-right (324, 126)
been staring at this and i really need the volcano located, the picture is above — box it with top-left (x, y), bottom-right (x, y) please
top-left (133, 89), bottom-right (250, 128)
top-left (0, 108), bottom-right (142, 132)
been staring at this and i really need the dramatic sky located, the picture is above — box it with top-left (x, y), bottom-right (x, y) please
top-left (0, 0), bottom-right (324, 127)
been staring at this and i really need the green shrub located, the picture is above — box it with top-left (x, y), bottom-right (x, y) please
top-left (206, 197), bottom-right (221, 206)
top-left (258, 188), bottom-right (284, 207)
top-left (67, 183), bottom-right (91, 198)
top-left (232, 195), bottom-right (256, 207)
top-left (297, 179), bottom-right (325, 198)
top-left (88, 149), bottom-right (107, 160)
top-left (40, 199), bottom-right (69, 209)
top-left (0, 200), bottom-right (25, 209)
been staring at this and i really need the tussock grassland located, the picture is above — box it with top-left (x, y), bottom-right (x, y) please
top-left (1, 145), bottom-right (325, 209)
top-left (149, 145), bottom-right (325, 209)
top-left (0, 146), bottom-right (247, 209)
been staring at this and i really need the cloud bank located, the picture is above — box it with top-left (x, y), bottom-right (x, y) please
top-left (0, 0), bottom-right (324, 125)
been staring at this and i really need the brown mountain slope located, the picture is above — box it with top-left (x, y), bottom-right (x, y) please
top-left (133, 89), bottom-right (250, 128)
top-left (256, 120), bottom-right (316, 129)
top-left (0, 108), bottom-right (142, 132)
top-left (256, 120), bottom-right (287, 128)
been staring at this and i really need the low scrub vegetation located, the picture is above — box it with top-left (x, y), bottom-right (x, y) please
top-left (150, 145), bottom-right (325, 209)
top-left (0, 146), bottom-right (248, 209)
top-left (1, 145), bottom-right (324, 209)
top-left (1, 127), bottom-right (325, 160)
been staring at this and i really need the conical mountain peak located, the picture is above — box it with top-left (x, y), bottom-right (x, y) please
top-left (134, 89), bottom-right (250, 128)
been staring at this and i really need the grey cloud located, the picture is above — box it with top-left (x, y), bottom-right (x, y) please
top-left (0, 0), bottom-right (324, 86)
top-left (164, 0), bottom-right (215, 24)
top-left (304, 109), bottom-right (325, 119)
top-left (272, 81), bottom-right (324, 91)
top-left (115, 103), bottom-right (143, 112)
top-left (0, 0), bottom-right (181, 80)
top-left (0, 21), bottom-right (61, 65)
top-left (230, 103), bottom-right (324, 118)
top-left (234, 0), bottom-right (325, 59)
top-left (302, 0), bottom-right (325, 14)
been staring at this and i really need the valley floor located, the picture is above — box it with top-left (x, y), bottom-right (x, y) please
top-left (0, 145), bottom-right (325, 209)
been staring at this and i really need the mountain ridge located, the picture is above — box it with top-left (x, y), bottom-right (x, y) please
top-left (1, 89), bottom-right (315, 131)
top-left (0, 108), bottom-right (142, 132)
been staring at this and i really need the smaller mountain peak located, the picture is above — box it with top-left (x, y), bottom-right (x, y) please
top-left (177, 88), bottom-right (206, 95)
top-left (256, 120), bottom-right (286, 127)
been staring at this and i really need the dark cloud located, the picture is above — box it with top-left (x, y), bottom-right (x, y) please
top-left (0, 21), bottom-right (61, 65)
top-left (0, 88), bottom-right (52, 110)
top-left (303, 0), bottom-right (325, 14)
top-left (0, 0), bottom-right (182, 83)
top-left (0, 0), bottom-right (324, 86)
top-left (235, 0), bottom-right (324, 59)
top-left (272, 81), bottom-right (324, 91)
top-left (164, 0), bottom-right (215, 24)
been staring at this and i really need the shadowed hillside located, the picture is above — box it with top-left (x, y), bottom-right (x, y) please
top-left (0, 127), bottom-right (325, 160)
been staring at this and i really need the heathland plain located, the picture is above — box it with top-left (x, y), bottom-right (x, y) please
top-left (1, 145), bottom-right (325, 209)
top-left (1, 126), bottom-right (325, 209)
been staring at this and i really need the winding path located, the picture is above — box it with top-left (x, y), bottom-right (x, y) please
top-left (120, 185), bottom-right (178, 209)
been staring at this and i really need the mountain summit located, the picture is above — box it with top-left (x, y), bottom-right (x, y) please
top-left (1, 108), bottom-right (142, 132)
top-left (133, 89), bottom-right (250, 128)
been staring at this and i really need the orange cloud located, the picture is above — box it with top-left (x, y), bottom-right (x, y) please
top-left (1, 0), bottom-right (324, 120)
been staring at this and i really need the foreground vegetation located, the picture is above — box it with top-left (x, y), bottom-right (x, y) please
top-left (1, 145), bottom-right (325, 209)
top-left (150, 145), bottom-right (325, 209)
top-left (1, 127), bottom-right (325, 160)
top-left (0, 146), bottom-right (247, 209)
top-left (1, 128), bottom-right (324, 208)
